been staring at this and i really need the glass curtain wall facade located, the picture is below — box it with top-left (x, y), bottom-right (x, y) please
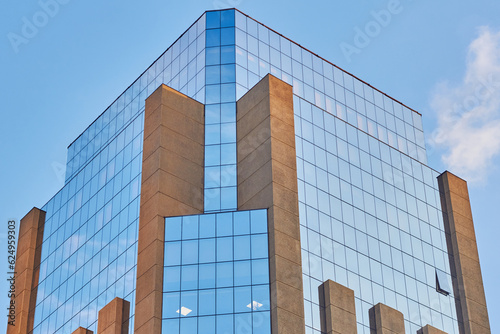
top-left (28, 8), bottom-right (459, 334)
top-left (32, 14), bottom-right (207, 334)
top-left (162, 209), bottom-right (271, 333)
top-left (161, 11), bottom-right (273, 333)
top-left (204, 10), bottom-right (238, 212)
top-left (232, 9), bottom-right (457, 333)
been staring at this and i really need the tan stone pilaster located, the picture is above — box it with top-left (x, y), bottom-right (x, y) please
top-left (319, 280), bottom-right (357, 334)
top-left (417, 324), bottom-right (447, 334)
top-left (438, 171), bottom-right (490, 334)
top-left (72, 327), bottom-right (94, 334)
top-left (97, 297), bottom-right (130, 334)
top-left (237, 74), bottom-right (304, 334)
top-left (7, 208), bottom-right (45, 334)
top-left (369, 303), bottom-right (405, 334)
top-left (134, 84), bottom-right (205, 334)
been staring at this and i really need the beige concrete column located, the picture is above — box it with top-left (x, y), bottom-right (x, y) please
top-left (318, 280), bottom-right (357, 334)
top-left (438, 171), bottom-right (490, 334)
top-left (134, 84), bottom-right (205, 334)
top-left (417, 324), bottom-right (447, 334)
top-left (72, 327), bottom-right (94, 334)
top-left (7, 208), bottom-right (45, 334)
top-left (97, 297), bottom-right (130, 334)
top-left (237, 74), bottom-right (304, 334)
top-left (369, 303), bottom-right (405, 334)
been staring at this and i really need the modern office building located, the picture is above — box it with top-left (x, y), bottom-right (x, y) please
top-left (9, 8), bottom-right (490, 334)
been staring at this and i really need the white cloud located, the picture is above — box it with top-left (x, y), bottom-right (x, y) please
top-left (430, 26), bottom-right (500, 183)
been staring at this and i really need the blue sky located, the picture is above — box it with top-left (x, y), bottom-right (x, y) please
top-left (1, 0), bottom-right (499, 332)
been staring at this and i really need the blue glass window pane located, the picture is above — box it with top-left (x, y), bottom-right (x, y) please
top-left (205, 188), bottom-right (221, 212)
top-left (206, 11), bottom-right (221, 29)
top-left (163, 292), bottom-right (180, 318)
top-left (253, 311), bottom-right (271, 334)
top-left (182, 240), bottom-right (198, 265)
top-left (436, 269), bottom-right (451, 295)
top-left (206, 145), bottom-right (221, 167)
top-left (182, 215), bottom-right (198, 240)
top-left (220, 144), bottom-right (236, 165)
top-left (181, 290), bottom-right (198, 316)
top-left (180, 317), bottom-right (197, 333)
top-left (162, 319), bottom-right (179, 333)
top-left (165, 217), bottom-right (181, 241)
top-left (252, 285), bottom-right (270, 311)
top-left (216, 288), bottom-right (234, 314)
top-left (247, 34), bottom-right (258, 56)
top-left (236, 47), bottom-right (247, 68)
top-left (206, 65), bottom-right (221, 85)
top-left (235, 313), bottom-right (252, 334)
top-left (199, 238), bottom-right (216, 263)
top-left (234, 235), bottom-right (251, 261)
top-left (206, 47), bottom-right (221, 65)
top-left (220, 9), bottom-right (235, 27)
top-left (165, 242), bottom-right (181, 266)
top-left (205, 104), bottom-right (221, 124)
top-left (221, 186), bottom-right (237, 210)
top-left (221, 103), bottom-right (236, 123)
top-left (217, 262), bottom-right (234, 287)
top-left (216, 314), bottom-right (233, 334)
top-left (234, 260), bottom-right (252, 286)
top-left (206, 29), bottom-right (221, 47)
top-left (200, 214), bottom-right (216, 238)
top-left (248, 54), bottom-right (259, 75)
top-left (220, 123), bottom-right (236, 143)
top-left (251, 234), bottom-right (269, 259)
top-left (164, 266), bottom-right (181, 292)
top-left (217, 237), bottom-right (233, 262)
top-left (216, 212), bottom-right (233, 236)
top-left (198, 316), bottom-right (216, 334)
top-left (199, 263), bottom-right (216, 289)
top-left (206, 166), bottom-right (221, 188)
top-left (250, 210), bottom-right (268, 234)
top-left (181, 265), bottom-right (198, 291)
top-left (220, 83), bottom-right (236, 103)
top-left (233, 211), bottom-right (250, 235)
top-left (206, 124), bottom-right (221, 145)
top-left (221, 64), bottom-right (236, 83)
top-left (221, 27), bottom-right (235, 46)
top-left (234, 286), bottom-right (252, 313)
top-left (221, 46), bottom-right (236, 64)
top-left (258, 24), bottom-right (269, 44)
top-left (252, 259), bottom-right (269, 285)
top-left (206, 85), bottom-right (221, 104)
top-left (220, 165), bottom-right (236, 187)
top-left (199, 289), bottom-right (216, 316)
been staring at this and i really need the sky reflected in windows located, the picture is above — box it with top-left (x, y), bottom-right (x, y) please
top-left (163, 209), bottom-right (271, 334)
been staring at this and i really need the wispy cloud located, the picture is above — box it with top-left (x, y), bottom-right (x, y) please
top-left (430, 26), bottom-right (500, 183)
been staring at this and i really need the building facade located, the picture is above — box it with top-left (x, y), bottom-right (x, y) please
top-left (9, 8), bottom-right (490, 334)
